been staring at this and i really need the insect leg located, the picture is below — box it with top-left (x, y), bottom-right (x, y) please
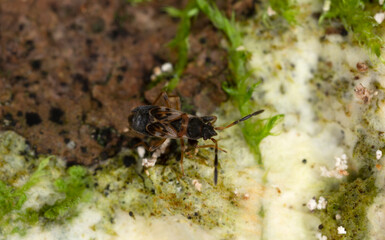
top-left (148, 138), bottom-right (167, 152)
top-left (179, 138), bottom-right (185, 175)
top-left (211, 138), bottom-right (219, 185)
top-left (152, 92), bottom-right (171, 107)
top-left (167, 95), bottom-right (181, 110)
top-left (134, 138), bottom-right (166, 152)
top-left (195, 144), bottom-right (227, 153)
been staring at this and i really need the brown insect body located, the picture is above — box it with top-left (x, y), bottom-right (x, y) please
top-left (129, 105), bottom-right (217, 140)
top-left (128, 92), bottom-right (264, 185)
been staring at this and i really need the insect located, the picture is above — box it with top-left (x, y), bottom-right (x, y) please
top-left (128, 92), bottom-right (264, 185)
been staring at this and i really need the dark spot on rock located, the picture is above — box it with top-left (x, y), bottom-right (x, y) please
top-left (25, 112), bottom-right (42, 126)
top-left (81, 146), bottom-right (87, 153)
top-left (318, 224), bottom-right (324, 230)
top-left (2, 113), bottom-right (16, 127)
top-left (119, 65), bottom-right (128, 72)
top-left (12, 75), bottom-right (27, 83)
top-left (108, 27), bottom-right (129, 40)
top-left (199, 37), bottom-right (206, 44)
top-left (29, 93), bottom-right (37, 99)
top-left (302, 159), bottom-right (307, 164)
top-left (117, 74), bottom-right (124, 83)
top-left (17, 111), bottom-right (23, 117)
top-left (91, 127), bottom-right (114, 147)
top-left (49, 107), bottom-right (64, 124)
top-left (129, 211), bottom-right (135, 219)
top-left (64, 138), bottom-right (70, 144)
top-left (123, 155), bottom-right (136, 167)
top-left (72, 73), bottom-right (89, 92)
top-left (24, 40), bottom-right (35, 56)
top-left (30, 59), bottom-right (42, 71)
top-left (90, 17), bottom-right (105, 33)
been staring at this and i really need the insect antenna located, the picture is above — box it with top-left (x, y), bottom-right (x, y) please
top-left (211, 138), bottom-right (219, 185)
top-left (214, 109), bottom-right (264, 131)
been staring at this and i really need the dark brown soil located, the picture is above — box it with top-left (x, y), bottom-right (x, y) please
top-left (0, 0), bottom-right (255, 165)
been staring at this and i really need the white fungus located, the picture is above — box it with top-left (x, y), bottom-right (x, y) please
top-left (376, 149), bottom-right (382, 160)
top-left (161, 62), bottom-right (173, 73)
top-left (192, 179), bottom-right (202, 192)
top-left (375, 12), bottom-right (385, 24)
top-left (337, 226), bottom-right (347, 235)
top-left (307, 196), bottom-right (327, 211)
top-left (307, 198), bottom-right (318, 211)
top-left (316, 232), bottom-right (328, 240)
top-left (317, 196), bottom-right (327, 210)
top-left (267, 6), bottom-right (276, 16)
top-left (320, 154), bottom-right (349, 179)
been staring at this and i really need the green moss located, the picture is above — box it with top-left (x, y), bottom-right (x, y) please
top-left (164, 1), bottom-right (199, 92)
top-left (320, 0), bottom-right (384, 58)
top-left (40, 165), bottom-right (91, 221)
top-left (317, 177), bottom-right (377, 240)
top-left (0, 131), bottom-right (92, 238)
top-left (265, 0), bottom-right (298, 26)
top-left (196, 0), bottom-right (284, 164)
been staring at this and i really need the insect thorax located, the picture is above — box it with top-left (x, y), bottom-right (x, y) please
top-left (187, 117), bottom-right (217, 140)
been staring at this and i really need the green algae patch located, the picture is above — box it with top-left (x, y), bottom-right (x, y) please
top-left (0, 131), bottom-right (91, 238)
top-left (317, 177), bottom-right (377, 240)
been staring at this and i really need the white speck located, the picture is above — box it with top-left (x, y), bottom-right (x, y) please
top-left (337, 226), bottom-right (347, 234)
top-left (320, 153), bottom-right (349, 179)
top-left (316, 232), bottom-right (328, 240)
top-left (153, 66), bottom-right (162, 76)
top-left (267, 6), bottom-right (276, 16)
top-left (323, 0), bottom-right (331, 12)
top-left (236, 45), bottom-right (246, 51)
top-left (66, 140), bottom-right (76, 149)
top-left (317, 196), bottom-right (327, 210)
top-left (192, 179), bottom-right (202, 192)
top-left (307, 196), bottom-right (327, 211)
top-left (137, 147), bottom-right (145, 158)
top-left (243, 193), bottom-right (250, 200)
top-left (374, 12), bottom-right (385, 24)
top-left (376, 150), bottom-right (382, 160)
top-left (335, 214), bottom-right (341, 220)
top-left (161, 62), bottom-right (173, 73)
top-left (307, 198), bottom-right (318, 211)
top-left (234, 188), bottom-right (239, 196)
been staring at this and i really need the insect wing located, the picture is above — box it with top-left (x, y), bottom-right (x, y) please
top-left (146, 122), bottom-right (178, 138)
top-left (149, 107), bottom-right (183, 121)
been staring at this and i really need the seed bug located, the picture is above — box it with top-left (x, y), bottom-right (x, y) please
top-left (128, 92), bottom-right (264, 185)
